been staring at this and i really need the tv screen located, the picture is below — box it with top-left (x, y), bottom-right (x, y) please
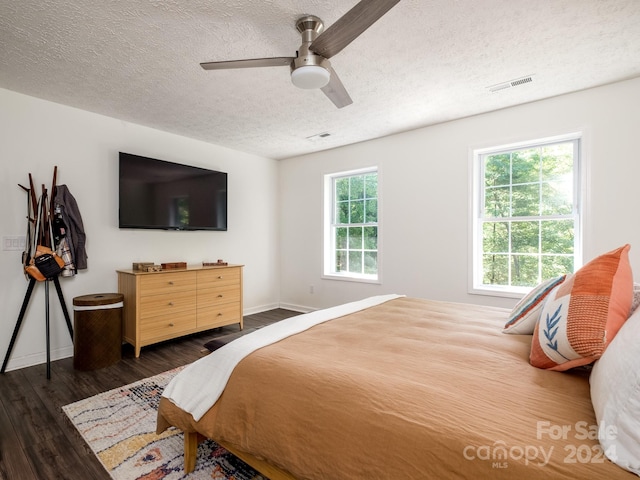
top-left (119, 152), bottom-right (227, 231)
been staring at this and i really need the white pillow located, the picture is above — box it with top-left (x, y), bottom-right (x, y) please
top-left (590, 307), bottom-right (640, 475)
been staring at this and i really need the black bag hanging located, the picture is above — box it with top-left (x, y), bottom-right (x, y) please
top-left (35, 253), bottom-right (63, 278)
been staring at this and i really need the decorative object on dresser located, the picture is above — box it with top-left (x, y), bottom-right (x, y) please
top-left (117, 264), bottom-right (243, 357)
top-left (203, 259), bottom-right (228, 266)
top-left (132, 262), bottom-right (154, 270)
top-left (132, 262), bottom-right (162, 272)
top-left (142, 264), bottom-right (162, 272)
top-left (161, 262), bottom-right (187, 270)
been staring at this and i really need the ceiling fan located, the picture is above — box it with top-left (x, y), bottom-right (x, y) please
top-left (200, 0), bottom-right (401, 108)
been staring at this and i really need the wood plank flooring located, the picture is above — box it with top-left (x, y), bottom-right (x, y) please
top-left (0, 309), bottom-right (300, 480)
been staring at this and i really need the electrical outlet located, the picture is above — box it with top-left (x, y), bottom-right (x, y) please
top-left (309, 285), bottom-right (315, 294)
top-left (2, 236), bottom-right (26, 251)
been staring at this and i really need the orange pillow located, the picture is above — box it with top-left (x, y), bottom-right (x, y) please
top-left (530, 244), bottom-right (633, 371)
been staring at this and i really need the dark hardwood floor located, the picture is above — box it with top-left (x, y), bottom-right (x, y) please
top-left (0, 309), bottom-right (300, 480)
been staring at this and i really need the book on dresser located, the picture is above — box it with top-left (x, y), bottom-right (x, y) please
top-left (116, 264), bottom-right (243, 357)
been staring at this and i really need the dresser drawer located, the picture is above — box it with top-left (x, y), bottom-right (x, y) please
top-left (197, 267), bottom-right (241, 289)
top-left (139, 271), bottom-right (196, 296)
top-left (139, 290), bottom-right (196, 319)
top-left (140, 311), bottom-right (196, 343)
top-left (197, 301), bottom-right (241, 329)
top-left (197, 283), bottom-right (241, 309)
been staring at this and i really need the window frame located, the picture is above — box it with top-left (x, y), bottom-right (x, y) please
top-left (323, 166), bottom-right (381, 284)
top-left (469, 132), bottom-right (584, 297)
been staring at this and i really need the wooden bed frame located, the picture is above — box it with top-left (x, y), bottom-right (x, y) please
top-left (184, 431), bottom-right (295, 480)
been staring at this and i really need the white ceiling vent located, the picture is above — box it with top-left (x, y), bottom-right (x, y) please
top-left (306, 132), bottom-right (331, 141)
top-left (487, 75), bottom-right (535, 93)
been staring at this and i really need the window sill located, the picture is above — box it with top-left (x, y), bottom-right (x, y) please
top-left (468, 286), bottom-right (530, 299)
top-left (322, 273), bottom-right (381, 285)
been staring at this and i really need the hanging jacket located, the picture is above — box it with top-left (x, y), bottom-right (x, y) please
top-left (54, 184), bottom-right (88, 270)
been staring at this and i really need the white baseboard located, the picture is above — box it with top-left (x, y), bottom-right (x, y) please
top-left (277, 303), bottom-right (315, 313)
top-left (243, 303), bottom-right (280, 316)
top-left (244, 303), bottom-right (315, 316)
top-left (2, 345), bottom-right (73, 373)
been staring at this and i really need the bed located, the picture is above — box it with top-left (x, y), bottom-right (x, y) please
top-left (156, 295), bottom-right (637, 479)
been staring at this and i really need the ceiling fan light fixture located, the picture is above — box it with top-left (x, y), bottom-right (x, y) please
top-left (291, 65), bottom-right (330, 89)
top-left (200, 0), bottom-right (402, 107)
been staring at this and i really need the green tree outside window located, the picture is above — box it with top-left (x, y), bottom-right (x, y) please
top-left (332, 172), bottom-right (378, 278)
top-left (478, 139), bottom-right (579, 290)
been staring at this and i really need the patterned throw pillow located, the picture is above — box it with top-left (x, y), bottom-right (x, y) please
top-left (503, 275), bottom-right (567, 334)
top-left (630, 282), bottom-right (640, 316)
top-left (530, 244), bottom-right (633, 371)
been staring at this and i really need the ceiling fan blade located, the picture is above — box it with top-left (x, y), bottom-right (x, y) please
top-left (200, 57), bottom-right (294, 70)
top-left (310, 0), bottom-right (401, 59)
top-left (321, 66), bottom-right (353, 109)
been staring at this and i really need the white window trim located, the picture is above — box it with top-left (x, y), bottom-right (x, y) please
top-left (468, 131), bottom-right (585, 298)
top-left (322, 166), bottom-right (382, 284)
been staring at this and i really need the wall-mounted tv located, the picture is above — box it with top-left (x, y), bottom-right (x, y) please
top-left (119, 152), bottom-right (227, 231)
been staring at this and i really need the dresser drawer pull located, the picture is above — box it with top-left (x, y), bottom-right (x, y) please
top-left (217, 313), bottom-right (223, 316)
top-left (169, 322), bottom-right (175, 327)
top-left (168, 281), bottom-right (174, 285)
top-left (217, 294), bottom-right (224, 298)
top-left (168, 302), bottom-right (174, 306)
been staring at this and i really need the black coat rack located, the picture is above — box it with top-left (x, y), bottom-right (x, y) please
top-left (1, 277), bottom-right (73, 379)
top-left (1, 168), bottom-right (73, 379)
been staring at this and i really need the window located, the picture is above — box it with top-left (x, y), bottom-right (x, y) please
top-left (471, 134), bottom-right (582, 295)
top-left (324, 168), bottom-right (379, 282)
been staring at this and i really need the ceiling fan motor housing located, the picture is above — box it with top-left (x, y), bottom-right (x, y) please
top-left (296, 15), bottom-right (324, 41)
top-left (291, 15), bottom-right (331, 89)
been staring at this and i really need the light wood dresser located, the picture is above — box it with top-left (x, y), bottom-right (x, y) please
top-left (117, 264), bottom-right (243, 357)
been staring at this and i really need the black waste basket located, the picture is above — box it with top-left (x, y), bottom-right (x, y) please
top-left (73, 293), bottom-right (123, 370)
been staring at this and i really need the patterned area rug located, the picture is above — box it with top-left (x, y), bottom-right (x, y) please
top-left (62, 368), bottom-right (266, 480)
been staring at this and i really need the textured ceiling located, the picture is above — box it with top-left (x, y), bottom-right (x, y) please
top-left (1, 0), bottom-right (639, 160)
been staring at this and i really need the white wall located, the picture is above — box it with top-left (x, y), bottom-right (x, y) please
top-left (0, 88), bottom-right (280, 371)
top-left (278, 77), bottom-right (640, 311)
top-left (4, 77), bottom-right (638, 371)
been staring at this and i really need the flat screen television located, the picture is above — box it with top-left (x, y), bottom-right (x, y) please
top-left (119, 152), bottom-right (227, 231)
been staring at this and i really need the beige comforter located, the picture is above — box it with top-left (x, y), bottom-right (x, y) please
top-left (157, 297), bottom-right (634, 479)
